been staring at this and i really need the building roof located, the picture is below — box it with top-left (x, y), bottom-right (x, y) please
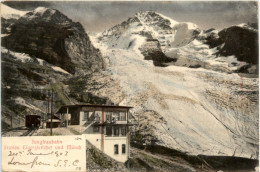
top-left (56, 104), bottom-right (133, 114)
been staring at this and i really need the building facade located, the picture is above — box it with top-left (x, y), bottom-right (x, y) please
top-left (56, 104), bottom-right (134, 163)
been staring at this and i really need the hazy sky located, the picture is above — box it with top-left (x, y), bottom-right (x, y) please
top-left (4, 1), bottom-right (258, 33)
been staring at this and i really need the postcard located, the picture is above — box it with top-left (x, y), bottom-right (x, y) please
top-left (1, 1), bottom-right (259, 171)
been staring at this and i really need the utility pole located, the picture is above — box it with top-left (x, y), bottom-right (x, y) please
top-left (48, 90), bottom-right (50, 118)
top-left (11, 114), bottom-right (13, 128)
top-left (46, 90), bottom-right (49, 127)
top-left (7, 45), bottom-right (12, 129)
top-left (66, 107), bottom-right (69, 128)
top-left (45, 96), bottom-right (47, 121)
top-left (50, 88), bottom-right (53, 136)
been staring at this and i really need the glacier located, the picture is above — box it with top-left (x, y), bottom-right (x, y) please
top-left (90, 11), bottom-right (259, 159)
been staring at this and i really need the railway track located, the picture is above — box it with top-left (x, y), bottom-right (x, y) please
top-left (2, 127), bottom-right (38, 137)
top-left (21, 128), bottom-right (37, 136)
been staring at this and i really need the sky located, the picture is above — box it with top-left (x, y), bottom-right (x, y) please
top-left (4, 1), bottom-right (258, 33)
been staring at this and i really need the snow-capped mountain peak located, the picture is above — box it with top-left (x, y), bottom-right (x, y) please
top-left (22, 7), bottom-right (56, 21)
top-left (19, 6), bottom-right (72, 24)
top-left (34, 7), bottom-right (50, 14)
top-left (1, 4), bottom-right (28, 19)
top-left (135, 11), bottom-right (179, 28)
top-left (98, 11), bottom-right (200, 52)
top-left (236, 23), bottom-right (258, 32)
top-left (31, 7), bottom-right (56, 17)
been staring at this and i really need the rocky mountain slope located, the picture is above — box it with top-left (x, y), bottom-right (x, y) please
top-left (1, 4), bottom-right (111, 129)
top-left (212, 25), bottom-right (258, 64)
top-left (1, 4), bottom-right (28, 34)
top-left (2, 6), bottom-right (105, 75)
top-left (90, 11), bottom-right (259, 159)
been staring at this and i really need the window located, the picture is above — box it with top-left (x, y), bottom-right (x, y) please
top-left (119, 112), bottom-right (126, 121)
top-left (93, 126), bottom-right (99, 132)
top-left (84, 111), bottom-right (89, 121)
top-left (105, 112), bottom-right (112, 122)
top-left (94, 111), bottom-right (101, 122)
top-left (121, 126), bottom-right (126, 136)
top-left (112, 112), bottom-right (119, 121)
top-left (122, 144), bottom-right (126, 154)
top-left (106, 126), bottom-right (112, 136)
top-left (114, 126), bottom-right (119, 136)
top-left (114, 144), bottom-right (118, 154)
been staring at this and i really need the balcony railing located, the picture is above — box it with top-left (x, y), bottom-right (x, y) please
top-left (92, 117), bottom-right (137, 126)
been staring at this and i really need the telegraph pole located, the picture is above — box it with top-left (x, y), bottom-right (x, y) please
top-left (11, 114), bottom-right (13, 128)
top-left (45, 90), bottom-right (49, 129)
top-left (50, 88), bottom-right (53, 136)
top-left (7, 44), bottom-right (12, 129)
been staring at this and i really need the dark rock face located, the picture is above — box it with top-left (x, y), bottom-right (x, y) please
top-left (144, 50), bottom-right (176, 67)
top-left (140, 39), bottom-right (176, 66)
top-left (217, 26), bottom-right (258, 64)
top-left (3, 22), bottom-right (76, 73)
top-left (206, 26), bottom-right (258, 65)
top-left (2, 7), bottom-right (105, 75)
top-left (203, 30), bottom-right (221, 48)
top-left (1, 18), bottom-right (17, 34)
